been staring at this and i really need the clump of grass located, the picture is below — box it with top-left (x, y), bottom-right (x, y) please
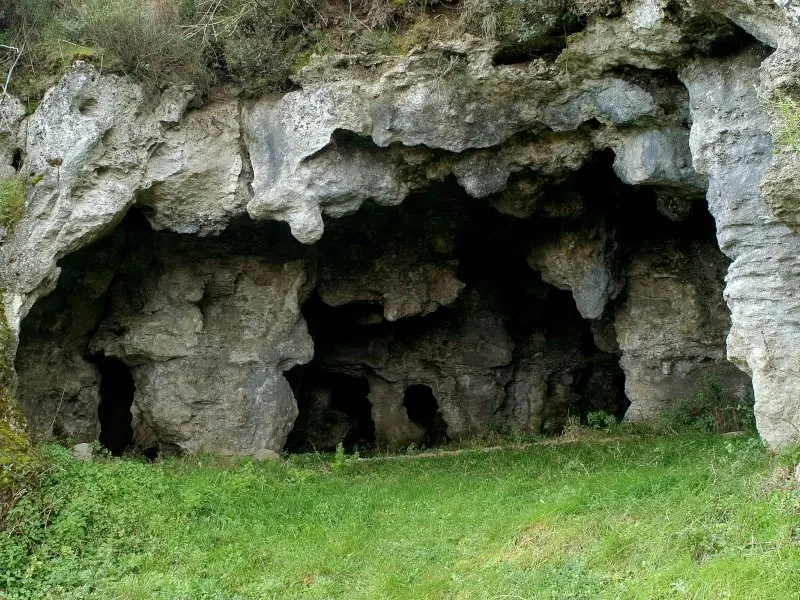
top-left (768, 92), bottom-right (800, 153)
top-left (72, 0), bottom-right (210, 89)
top-left (0, 176), bottom-right (25, 234)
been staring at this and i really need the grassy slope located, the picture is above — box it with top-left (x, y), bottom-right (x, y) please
top-left (2, 433), bottom-right (800, 599)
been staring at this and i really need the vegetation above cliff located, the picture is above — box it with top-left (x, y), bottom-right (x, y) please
top-left (1, 0), bottom-right (616, 104)
top-left (3, 433), bottom-right (800, 598)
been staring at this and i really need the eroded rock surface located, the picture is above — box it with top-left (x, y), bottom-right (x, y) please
top-left (322, 291), bottom-right (514, 445)
top-left (90, 249), bottom-right (313, 456)
top-left (527, 223), bottom-right (619, 320)
top-left (683, 49), bottom-right (800, 446)
top-left (614, 239), bottom-right (753, 420)
top-left (15, 231), bottom-right (123, 442)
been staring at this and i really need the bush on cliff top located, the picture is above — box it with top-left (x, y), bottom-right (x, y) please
top-left (3, 0), bottom-right (619, 101)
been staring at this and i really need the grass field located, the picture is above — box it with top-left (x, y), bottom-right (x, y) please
top-left (2, 432), bottom-right (800, 599)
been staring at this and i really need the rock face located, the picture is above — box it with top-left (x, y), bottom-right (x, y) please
top-left (10, 0), bottom-right (800, 453)
top-left (527, 223), bottom-right (619, 320)
top-left (0, 67), bottom-right (246, 335)
top-left (15, 232), bottom-right (123, 442)
top-left (16, 224), bottom-right (314, 455)
top-left (91, 256), bottom-right (311, 456)
top-left (505, 328), bottom-right (625, 435)
top-left (614, 239), bottom-right (753, 420)
top-left (316, 213), bottom-right (465, 321)
top-left (140, 100), bottom-right (244, 235)
top-left (683, 48), bottom-right (800, 446)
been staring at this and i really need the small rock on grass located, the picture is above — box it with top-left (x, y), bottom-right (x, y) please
top-left (72, 442), bottom-right (93, 462)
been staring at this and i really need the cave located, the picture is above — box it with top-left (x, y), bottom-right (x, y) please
top-left (285, 366), bottom-right (375, 453)
top-left (11, 148), bottom-right (22, 172)
top-left (94, 356), bottom-right (136, 456)
top-left (403, 385), bottom-right (449, 447)
top-left (11, 143), bottom-right (752, 456)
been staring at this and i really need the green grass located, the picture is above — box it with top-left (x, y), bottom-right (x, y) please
top-left (2, 433), bottom-right (800, 598)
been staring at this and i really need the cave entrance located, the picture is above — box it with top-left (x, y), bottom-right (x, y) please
top-left (94, 356), bottom-right (136, 456)
top-left (403, 384), bottom-right (449, 446)
top-left (285, 366), bottom-right (375, 453)
top-left (330, 373), bottom-right (375, 450)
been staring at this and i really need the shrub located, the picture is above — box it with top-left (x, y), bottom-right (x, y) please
top-left (586, 410), bottom-right (618, 430)
top-left (1, 0), bottom-right (63, 109)
top-left (459, 0), bottom-right (619, 41)
top-left (196, 0), bottom-right (433, 94)
top-left (222, 26), bottom-right (303, 95)
top-left (73, 0), bottom-right (209, 88)
top-left (330, 441), bottom-right (359, 471)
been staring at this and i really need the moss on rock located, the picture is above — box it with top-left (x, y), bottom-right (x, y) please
top-left (0, 289), bottom-right (32, 494)
top-left (0, 177), bottom-right (25, 234)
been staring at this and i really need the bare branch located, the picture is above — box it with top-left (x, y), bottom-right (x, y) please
top-left (0, 44), bottom-right (22, 100)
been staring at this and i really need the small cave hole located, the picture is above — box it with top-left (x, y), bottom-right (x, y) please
top-left (493, 35), bottom-right (568, 65)
top-left (403, 384), bottom-right (449, 447)
top-left (492, 19), bottom-right (586, 66)
top-left (78, 97), bottom-right (98, 115)
top-left (285, 366), bottom-right (376, 453)
top-left (11, 148), bottom-right (22, 172)
top-left (94, 356), bottom-right (136, 456)
top-left (704, 22), bottom-right (765, 57)
top-left (330, 374), bottom-right (375, 450)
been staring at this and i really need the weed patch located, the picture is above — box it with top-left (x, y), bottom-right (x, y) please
top-left (660, 382), bottom-right (756, 434)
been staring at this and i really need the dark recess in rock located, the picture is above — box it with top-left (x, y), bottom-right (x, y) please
top-left (606, 66), bottom-right (690, 120)
top-left (285, 366), bottom-right (375, 453)
top-left (11, 148), bottom-right (22, 172)
top-left (94, 355), bottom-right (136, 456)
top-left (492, 19), bottom-right (590, 66)
top-left (403, 384), bottom-right (449, 446)
top-left (704, 22), bottom-right (768, 57)
top-left (672, 10), bottom-right (775, 57)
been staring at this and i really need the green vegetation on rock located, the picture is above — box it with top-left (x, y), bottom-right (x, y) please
top-left (768, 92), bottom-right (800, 153)
top-left (660, 381), bottom-right (757, 435)
top-left (2, 0), bottom-right (618, 102)
top-left (3, 433), bottom-right (800, 598)
top-left (0, 288), bottom-right (34, 502)
top-left (0, 177), bottom-right (25, 234)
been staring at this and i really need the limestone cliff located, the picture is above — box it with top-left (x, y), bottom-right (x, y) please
top-left (3, 0), bottom-right (800, 454)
